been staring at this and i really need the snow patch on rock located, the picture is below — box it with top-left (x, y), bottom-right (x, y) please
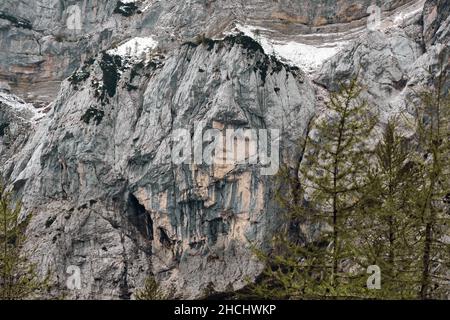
top-left (233, 24), bottom-right (348, 74)
top-left (270, 42), bottom-right (345, 74)
top-left (0, 91), bottom-right (46, 122)
top-left (383, 0), bottom-right (425, 30)
top-left (107, 36), bottom-right (158, 58)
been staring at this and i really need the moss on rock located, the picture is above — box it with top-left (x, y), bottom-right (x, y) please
top-left (81, 107), bottom-right (104, 125)
top-left (113, 1), bottom-right (139, 17)
top-left (0, 11), bottom-right (32, 29)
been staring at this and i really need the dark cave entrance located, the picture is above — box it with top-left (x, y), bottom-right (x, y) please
top-left (127, 193), bottom-right (153, 241)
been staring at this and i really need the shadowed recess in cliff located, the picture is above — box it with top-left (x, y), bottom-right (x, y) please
top-left (126, 193), bottom-right (153, 241)
top-left (96, 53), bottom-right (123, 104)
top-left (0, 10), bottom-right (32, 29)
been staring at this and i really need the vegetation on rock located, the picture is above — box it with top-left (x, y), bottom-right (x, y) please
top-left (135, 276), bottom-right (167, 300)
top-left (0, 182), bottom-right (49, 299)
top-left (250, 78), bottom-right (450, 300)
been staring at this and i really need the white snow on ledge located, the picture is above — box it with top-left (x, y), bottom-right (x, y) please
top-left (115, 0), bottom-right (155, 13)
top-left (0, 91), bottom-right (46, 122)
top-left (384, 0), bottom-right (425, 30)
top-left (107, 36), bottom-right (158, 58)
top-left (230, 1), bottom-right (423, 75)
top-left (270, 41), bottom-right (343, 74)
top-left (233, 24), bottom-right (348, 74)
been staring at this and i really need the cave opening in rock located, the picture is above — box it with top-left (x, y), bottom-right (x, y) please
top-left (127, 193), bottom-right (153, 241)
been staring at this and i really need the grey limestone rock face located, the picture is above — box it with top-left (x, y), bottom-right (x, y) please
top-left (316, 29), bottom-right (424, 118)
top-left (3, 35), bottom-right (315, 299)
top-left (316, 0), bottom-right (449, 121)
top-left (0, 0), bottom-right (418, 105)
top-left (423, 0), bottom-right (450, 48)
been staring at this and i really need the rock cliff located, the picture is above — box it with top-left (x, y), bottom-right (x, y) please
top-left (0, 0), bottom-right (448, 299)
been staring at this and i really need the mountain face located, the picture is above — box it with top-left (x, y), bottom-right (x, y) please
top-left (0, 0), bottom-right (448, 299)
top-left (0, 0), bottom-right (421, 105)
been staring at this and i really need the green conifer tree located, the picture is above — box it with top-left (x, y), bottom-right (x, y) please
top-left (252, 79), bottom-right (378, 299)
top-left (0, 182), bottom-right (48, 300)
top-left (412, 68), bottom-right (450, 299)
top-left (134, 276), bottom-right (167, 300)
top-left (355, 120), bottom-right (420, 299)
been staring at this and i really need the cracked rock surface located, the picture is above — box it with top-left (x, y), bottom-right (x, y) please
top-left (0, 0), bottom-right (448, 299)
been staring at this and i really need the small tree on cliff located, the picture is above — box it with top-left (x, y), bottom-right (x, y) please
top-left (0, 182), bottom-right (48, 300)
top-left (251, 79), bottom-right (378, 299)
top-left (134, 276), bottom-right (167, 300)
